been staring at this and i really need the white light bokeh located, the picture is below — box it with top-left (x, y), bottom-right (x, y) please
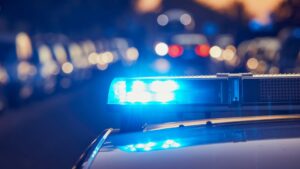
top-left (209, 46), bottom-right (223, 59)
top-left (101, 52), bottom-right (114, 64)
top-left (88, 52), bottom-right (98, 65)
top-left (153, 58), bottom-right (170, 73)
top-left (81, 40), bottom-right (96, 56)
top-left (125, 47), bottom-right (139, 61)
top-left (53, 44), bottom-right (67, 65)
top-left (16, 32), bottom-right (32, 60)
top-left (246, 58), bottom-right (259, 70)
top-left (17, 61), bottom-right (37, 81)
top-left (154, 42), bottom-right (168, 56)
top-left (62, 62), bottom-right (74, 74)
top-left (0, 66), bottom-right (9, 84)
top-left (38, 45), bottom-right (53, 64)
top-left (180, 13), bottom-right (192, 26)
top-left (97, 63), bottom-right (108, 71)
top-left (157, 14), bottom-right (169, 26)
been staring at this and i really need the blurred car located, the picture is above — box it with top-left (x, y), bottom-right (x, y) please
top-left (73, 73), bottom-right (300, 169)
top-left (153, 33), bottom-right (210, 58)
top-left (0, 32), bottom-right (140, 110)
top-left (149, 9), bottom-right (206, 57)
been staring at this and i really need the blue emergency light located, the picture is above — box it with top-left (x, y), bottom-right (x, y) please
top-left (107, 76), bottom-right (227, 105)
top-left (109, 79), bottom-right (179, 104)
top-left (108, 73), bottom-right (300, 110)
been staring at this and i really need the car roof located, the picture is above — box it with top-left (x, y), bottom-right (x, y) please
top-left (91, 138), bottom-right (300, 169)
top-left (144, 114), bottom-right (300, 131)
top-left (85, 117), bottom-right (300, 169)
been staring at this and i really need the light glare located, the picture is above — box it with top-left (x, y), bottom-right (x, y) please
top-left (16, 32), bottom-right (32, 60)
top-left (111, 80), bottom-right (179, 104)
top-left (120, 139), bottom-right (181, 152)
top-left (180, 13), bottom-right (192, 26)
top-left (209, 46), bottom-right (223, 59)
top-left (132, 80), bottom-right (146, 92)
top-left (153, 58), bottom-right (170, 73)
top-left (126, 91), bottom-right (152, 103)
top-left (155, 42), bottom-right (169, 56)
top-left (247, 58), bottom-right (259, 70)
top-left (157, 14), bottom-right (169, 26)
top-left (150, 80), bottom-right (179, 92)
top-left (125, 47), bottom-right (139, 61)
top-left (62, 62), bottom-right (74, 74)
top-left (154, 92), bottom-right (174, 102)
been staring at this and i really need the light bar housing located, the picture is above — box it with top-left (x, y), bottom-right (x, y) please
top-left (109, 73), bottom-right (300, 105)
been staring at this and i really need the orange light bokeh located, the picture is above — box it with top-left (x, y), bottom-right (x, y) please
top-left (194, 0), bottom-right (284, 24)
top-left (135, 0), bottom-right (162, 13)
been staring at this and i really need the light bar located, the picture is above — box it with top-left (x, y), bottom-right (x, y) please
top-left (108, 73), bottom-right (300, 109)
top-left (108, 76), bottom-right (226, 105)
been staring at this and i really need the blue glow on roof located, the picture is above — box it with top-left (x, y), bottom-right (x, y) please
top-left (109, 79), bottom-right (179, 104)
top-left (119, 139), bottom-right (182, 152)
top-left (162, 139), bottom-right (181, 148)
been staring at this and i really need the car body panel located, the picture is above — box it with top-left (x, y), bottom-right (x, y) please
top-left (82, 116), bottom-right (300, 169)
top-left (91, 138), bottom-right (300, 169)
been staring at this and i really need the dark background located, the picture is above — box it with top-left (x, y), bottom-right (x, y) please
top-left (0, 0), bottom-right (300, 168)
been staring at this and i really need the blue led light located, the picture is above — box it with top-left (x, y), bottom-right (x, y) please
top-left (131, 80), bottom-right (146, 92)
top-left (112, 81), bottom-right (127, 102)
top-left (143, 147), bottom-right (152, 151)
top-left (150, 80), bottom-right (179, 92)
top-left (165, 80), bottom-right (179, 91)
top-left (154, 92), bottom-right (174, 103)
top-left (162, 139), bottom-right (181, 148)
top-left (146, 142), bottom-right (156, 147)
top-left (126, 91), bottom-right (152, 103)
top-left (127, 145), bottom-right (137, 152)
top-left (135, 143), bottom-right (145, 149)
top-left (119, 139), bottom-right (182, 152)
top-left (109, 79), bottom-right (179, 104)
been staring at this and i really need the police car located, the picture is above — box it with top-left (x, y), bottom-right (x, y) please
top-left (73, 73), bottom-right (300, 169)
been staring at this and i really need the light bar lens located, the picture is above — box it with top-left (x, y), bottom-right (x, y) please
top-left (108, 77), bottom-right (226, 105)
top-left (108, 74), bottom-right (300, 109)
top-left (109, 79), bottom-right (179, 104)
